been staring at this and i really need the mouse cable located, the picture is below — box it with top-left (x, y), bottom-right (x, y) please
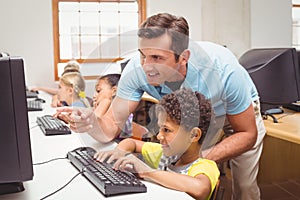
top-left (40, 169), bottom-right (85, 200)
top-left (33, 157), bottom-right (68, 165)
top-left (30, 124), bottom-right (39, 130)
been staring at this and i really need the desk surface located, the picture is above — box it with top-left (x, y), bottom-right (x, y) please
top-left (263, 109), bottom-right (300, 144)
top-left (0, 92), bottom-right (192, 200)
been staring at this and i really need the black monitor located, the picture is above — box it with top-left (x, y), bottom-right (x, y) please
top-left (0, 56), bottom-right (33, 194)
top-left (239, 48), bottom-right (300, 114)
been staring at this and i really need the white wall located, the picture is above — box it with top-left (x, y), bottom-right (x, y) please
top-left (250, 0), bottom-right (292, 49)
top-left (0, 0), bottom-right (293, 94)
top-left (0, 0), bottom-right (55, 87)
top-left (201, 0), bottom-right (292, 58)
top-left (147, 0), bottom-right (202, 41)
top-left (201, 0), bottom-right (250, 58)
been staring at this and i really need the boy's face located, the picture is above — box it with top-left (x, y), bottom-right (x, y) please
top-left (156, 113), bottom-right (192, 157)
top-left (138, 33), bottom-right (187, 86)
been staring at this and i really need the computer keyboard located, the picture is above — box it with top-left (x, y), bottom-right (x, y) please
top-left (26, 90), bottom-right (39, 98)
top-left (36, 115), bottom-right (71, 136)
top-left (27, 100), bottom-right (43, 111)
top-left (283, 102), bottom-right (300, 112)
top-left (67, 147), bottom-right (147, 197)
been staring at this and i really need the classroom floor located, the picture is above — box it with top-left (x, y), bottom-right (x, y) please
top-left (219, 165), bottom-right (300, 200)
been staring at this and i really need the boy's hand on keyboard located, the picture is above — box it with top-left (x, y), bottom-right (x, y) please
top-left (94, 148), bottom-right (128, 164)
top-left (113, 154), bottom-right (155, 178)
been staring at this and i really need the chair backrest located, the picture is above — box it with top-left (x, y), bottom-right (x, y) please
top-left (210, 179), bottom-right (225, 200)
top-left (132, 93), bottom-right (159, 142)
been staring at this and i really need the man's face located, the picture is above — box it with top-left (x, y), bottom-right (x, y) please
top-left (138, 33), bottom-right (186, 86)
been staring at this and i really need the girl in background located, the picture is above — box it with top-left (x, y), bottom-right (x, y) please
top-left (93, 74), bottom-right (120, 111)
top-left (31, 60), bottom-right (81, 107)
top-left (93, 74), bottom-right (148, 142)
top-left (57, 72), bottom-right (90, 108)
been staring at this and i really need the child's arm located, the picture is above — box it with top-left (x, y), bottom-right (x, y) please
top-left (51, 94), bottom-right (62, 107)
top-left (114, 155), bottom-right (212, 200)
top-left (94, 138), bottom-right (145, 163)
top-left (31, 86), bottom-right (58, 95)
top-left (93, 98), bottom-right (111, 118)
top-left (117, 137), bottom-right (144, 152)
top-left (142, 170), bottom-right (211, 200)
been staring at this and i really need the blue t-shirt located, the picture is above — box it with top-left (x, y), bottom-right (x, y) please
top-left (70, 100), bottom-right (87, 108)
top-left (117, 41), bottom-right (258, 117)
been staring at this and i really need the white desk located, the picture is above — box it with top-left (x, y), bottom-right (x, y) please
top-left (0, 92), bottom-right (192, 200)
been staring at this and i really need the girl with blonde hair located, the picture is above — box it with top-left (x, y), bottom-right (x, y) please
top-left (57, 72), bottom-right (90, 108)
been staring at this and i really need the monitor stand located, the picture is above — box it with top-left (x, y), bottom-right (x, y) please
top-left (265, 108), bottom-right (284, 115)
top-left (0, 182), bottom-right (25, 195)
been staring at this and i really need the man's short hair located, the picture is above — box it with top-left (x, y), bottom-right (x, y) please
top-left (138, 13), bottom-right (189, 61)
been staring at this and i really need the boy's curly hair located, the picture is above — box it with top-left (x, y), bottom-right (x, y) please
top-left (156, 88), bottom-right (213, 144)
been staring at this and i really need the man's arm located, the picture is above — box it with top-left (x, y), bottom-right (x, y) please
top-left (56, 96), bottom-right (140, 143)
top-left (204, 104), bottom-right (257, 163)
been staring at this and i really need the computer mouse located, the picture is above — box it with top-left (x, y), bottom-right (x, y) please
top-left (34, 98), bottom-right (46, 103)
top-left (29, 90), bottom-right (39, 94)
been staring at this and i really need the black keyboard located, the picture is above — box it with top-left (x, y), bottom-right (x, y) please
top-left (27, 100), bottom-right (43, 111)
top-left (36, 115), bottom-right (71, 136)
top-left (26, 90), bottom-right (39, 98)
top-left (283, 102), bottom-right (300, 112)
top-left (67, 147), bottom-right (147, 197)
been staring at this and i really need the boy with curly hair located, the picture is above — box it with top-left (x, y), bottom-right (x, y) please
top-left (94, 88), bottom-right (220, 200)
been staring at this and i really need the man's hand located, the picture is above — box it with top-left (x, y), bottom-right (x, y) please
top-left (55, 107), bottom-right (95, 133)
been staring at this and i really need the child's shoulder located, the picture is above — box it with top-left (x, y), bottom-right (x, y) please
top-left (188, 158), bottom-right (220, 179)
top-left (142, 142), bottom-right (162, 151)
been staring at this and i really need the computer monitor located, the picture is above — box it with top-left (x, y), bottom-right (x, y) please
top-left (0, 56), bottom-right (33, 194)
top-left (239, 48), bottom-right (300, 113)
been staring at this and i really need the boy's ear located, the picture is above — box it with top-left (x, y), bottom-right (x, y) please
top-left (190, 127), bottom-right (202, 142)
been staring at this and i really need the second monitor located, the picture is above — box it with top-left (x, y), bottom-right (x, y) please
top-left (239, 48), bottom-right (300, 114)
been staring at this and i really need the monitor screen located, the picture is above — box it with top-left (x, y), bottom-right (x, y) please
top-left (239, 48), bottom-right (300, 113)
top-left (0, 56), bottom-right (33, 194)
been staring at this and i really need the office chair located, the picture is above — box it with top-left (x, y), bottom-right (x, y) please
top-left (132, 93), bottom-right (159, 142)
top-left (210, 179), bottom-right (225, 200)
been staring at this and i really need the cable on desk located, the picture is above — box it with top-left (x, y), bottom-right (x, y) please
top-left (262, 112), bottom-right (278, 123)
top-left (30, 124), bottom-right (39, 130)
top-left (276, 112), bottom-right (296, 120)
top-left (40, 169), bottom-right (85, 200)
top-left (33, 157), bottom-right (67, 165)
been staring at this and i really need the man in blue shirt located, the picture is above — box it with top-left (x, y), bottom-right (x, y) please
top-left (58, 13), bottom-right (266, 200)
